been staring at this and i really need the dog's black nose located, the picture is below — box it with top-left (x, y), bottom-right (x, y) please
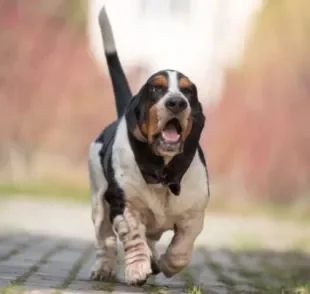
top-left (165, 97), bottom-right (187, 114)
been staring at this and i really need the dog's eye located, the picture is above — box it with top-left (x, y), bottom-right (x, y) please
top-left (150, 85), bottom-right (164, 93)
top-left (181, 87), bottom-right (193, 96)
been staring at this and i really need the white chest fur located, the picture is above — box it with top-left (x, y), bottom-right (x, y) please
top-left (112, 118), bottom-right (209, 231)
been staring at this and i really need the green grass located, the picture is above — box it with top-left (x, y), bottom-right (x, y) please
top-left (0, 181), bottom-right (89, 202)
top-left (143, 284), bottom-right (169, 294)
top-left (291, 237), bottom-right (310, 252)
top-left (0, 285), bottom-right (23, 294)
top-left (262, 270), bottom-right (310, 294)
top-left (290, 284), bottom-right (310, 294)
top-left (187, 286), bottom-right (202, 294)
top-left (208, 197), bottom-right (310, 223)
top-left (1, 180), bottom-right (310, 224)
top-left (269, 263), bottom-right (310, 294)
top-left (231, 233), bottom-right (265, 251)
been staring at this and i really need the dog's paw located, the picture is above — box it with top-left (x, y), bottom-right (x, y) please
top-left (125, 259), bottom-right (152, 286)
top-left (90, 259), bottom-right (116, 281)
top-left (158, 254), bottom-right (174, 278)
top-left (158, 253), bottom-right (189, 278)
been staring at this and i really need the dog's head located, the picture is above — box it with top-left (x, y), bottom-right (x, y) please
top-left (127, 70), bottom-right (205, 159)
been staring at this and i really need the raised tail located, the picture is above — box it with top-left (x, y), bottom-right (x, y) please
top-left (98, 5), bottom-right (132, 118)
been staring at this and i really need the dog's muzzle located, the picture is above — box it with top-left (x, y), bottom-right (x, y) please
top-left (153, 98), bottom-right (190, 156)
top-left (164, 96), bottom-right (188, 115)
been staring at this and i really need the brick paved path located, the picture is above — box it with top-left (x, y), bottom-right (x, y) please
top-left (0, 199), bottom-right (309, 294)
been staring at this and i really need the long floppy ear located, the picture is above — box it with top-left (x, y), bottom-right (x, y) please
top-left (166, 99), bottom-right (205, 196)
top-left (183, 83), bottom-right (205, 147)
top-left (126, 83), bottom-right (162, 144)
top-left (190, 102), bottom-right (205, 143)
top-left (125, 85), bottom-right (149, 142)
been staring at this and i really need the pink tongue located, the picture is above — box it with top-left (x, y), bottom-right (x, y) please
top-left (162, 128), bottom-right (180, 142)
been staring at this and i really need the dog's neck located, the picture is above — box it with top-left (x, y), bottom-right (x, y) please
top-left (125, 98), bottom-right (205, 196)
top-left (126, 126), bottom-right (198, 196)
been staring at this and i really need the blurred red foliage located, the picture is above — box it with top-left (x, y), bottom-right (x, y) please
top-left (0, 0), bottom-right (142, 177)
top-left (205, 0), bottom-right (310, 201)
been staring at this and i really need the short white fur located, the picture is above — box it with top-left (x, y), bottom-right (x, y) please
top-left (98, 6), bottom-right (116, 54)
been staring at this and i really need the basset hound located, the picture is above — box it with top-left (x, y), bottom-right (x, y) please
top-left (88, 5), bottom-right (210, 286)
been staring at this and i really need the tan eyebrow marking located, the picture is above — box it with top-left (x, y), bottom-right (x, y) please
top-left (151, 75), bottom-right (168, 88)
top-left (179, 77), bottom-right (192, 88)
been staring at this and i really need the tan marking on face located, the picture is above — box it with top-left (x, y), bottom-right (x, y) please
top-left (141, 104), bottom-right (160, 144)
top-left (181, 117), bottom-right (193, 141)
top-left (151, 75), bottom-right (168, 88)
top-left (179, 77), bottom-right (192, 89)
top-left (133, 125), bottom-right (147, 142)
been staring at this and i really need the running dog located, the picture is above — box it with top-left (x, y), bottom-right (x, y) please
top-left (88, 5), bottom-right (210, 286)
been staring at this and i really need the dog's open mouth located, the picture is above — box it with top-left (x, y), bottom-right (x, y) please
top-left (157, 118), bottom-right (182, 153)
top-left (161, 118), bottom-right (182, 143)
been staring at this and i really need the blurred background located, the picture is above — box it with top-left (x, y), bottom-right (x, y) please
top-left (0, 0), bottom-right (310, 220)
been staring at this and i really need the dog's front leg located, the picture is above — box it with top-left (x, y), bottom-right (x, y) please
top-left (113, 207), bottom-right (152, 285)
top-left (158, 212), bottom-right (205, 278)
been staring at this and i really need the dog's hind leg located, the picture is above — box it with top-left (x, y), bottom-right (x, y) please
top-left (88, 142), bottom-right (117, 281)
top-left (91, 197), bottom-right (117, 280)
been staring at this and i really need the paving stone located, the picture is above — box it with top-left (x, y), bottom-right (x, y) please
top-left (48, 250), bottom-right (82, 263)
top-left (0, 234), bottom-right (32, 244)
top-left (68, 281), bottom-right (98, 291)
top-left (5, 241), bottom-right (58, 262)
top-left (207, 250), bottom-right (235, 268)
top-left (76, 252), bottom-right (95, 280)
top-left (0, 260), bottom-right (38, 268)
top-left (0, 246), bottom-right (19, 255)
top-left (62, 291), bottom-right (103, 294)
top-left (234, 253), bottom-right (263, 272)
top-left (166, 290), bottom-right (186, 294)
top-left (25, 250), bottom-right (85, 288)
top-left (150, 273), bottom-right (184, 287)
top-left (38, 262), bottom-right (76, 273)
top-left (112, 285), bottom-right (147, 293)
top-left (0, 199), bottom-right (309, 293)
top-left (66, 240), bottom-right (92, 250)
top-left (0, 280), bottom-right (10, 287)
top-left (23, 279), bottom-right (61, 288)
top-left (0, 266), bottom-right (31, 280)
top-left (198, 267), bottom-right (223, 288)
top-left (234, 284), bottom-right (259, 293)
top-left (212, 286), bottom-right (230, 294)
